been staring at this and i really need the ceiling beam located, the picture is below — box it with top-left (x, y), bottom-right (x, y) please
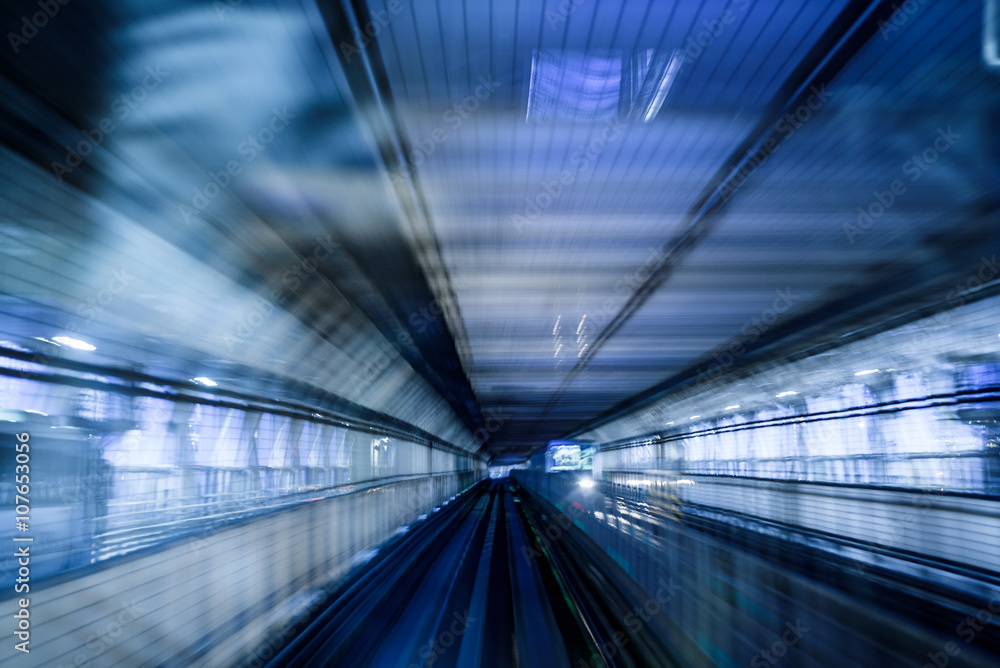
top-left (529, 0), bottom-right (907, 437)
top-left (309, 0), bottom-right (489, 450)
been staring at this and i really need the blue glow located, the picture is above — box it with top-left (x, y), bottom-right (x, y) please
top-left (527, 50), bottom-right (622, 122)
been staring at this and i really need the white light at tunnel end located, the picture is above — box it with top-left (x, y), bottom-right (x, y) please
top-left (192, 377), bottom-right (218, 387)
top-left (51, 336), bottom-right (96, 351)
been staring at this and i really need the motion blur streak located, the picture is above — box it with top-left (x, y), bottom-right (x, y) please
top-left (0, 0), bottom-right (998, 666)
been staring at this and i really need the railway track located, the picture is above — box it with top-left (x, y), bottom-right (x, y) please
top-left (254, 480), bottom-right (678, 667)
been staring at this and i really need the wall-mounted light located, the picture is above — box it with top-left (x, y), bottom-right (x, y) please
top-left (51, 336), bottom-right (96, 351)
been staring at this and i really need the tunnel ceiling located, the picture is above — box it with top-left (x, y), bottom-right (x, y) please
top-left (2, 0), bottom-right (997, 463)
top-left (330, 0), bottom-right (1000, 460)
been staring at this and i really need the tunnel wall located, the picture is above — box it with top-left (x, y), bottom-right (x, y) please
top-left (578, 292), bottom-right (1000, 496)
top-left (0, 470), bottom-right (478, 667)
top-left (514, 470), bottom-right (1000, 668)
top-left (519, 295), bottom-right (1000, 667)
top-left (0, 359), bottom-right (485, 584)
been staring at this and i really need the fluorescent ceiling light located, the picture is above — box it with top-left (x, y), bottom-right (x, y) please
top-left (854, 369), bottom-right (879, 376)
top-left (52, 336), bottom-right (96, 351)
top-left (724, 404), bottom-right (740, 410)
top-left (192, 377), bottom-right (217, 387)
top-left (776, 391), bottom-right (797, 398)
top-left (527, 50), bottom-right (622, 122)
top-left (641, 50), bottom-right (683, 122)
top-left (526, 49), bottom-right (682, 122)
top-left (986, 0), bottom-right (1000, 66)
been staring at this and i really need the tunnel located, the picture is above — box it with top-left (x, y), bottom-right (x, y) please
top-left (1, 0), bottom-right (999, 666)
